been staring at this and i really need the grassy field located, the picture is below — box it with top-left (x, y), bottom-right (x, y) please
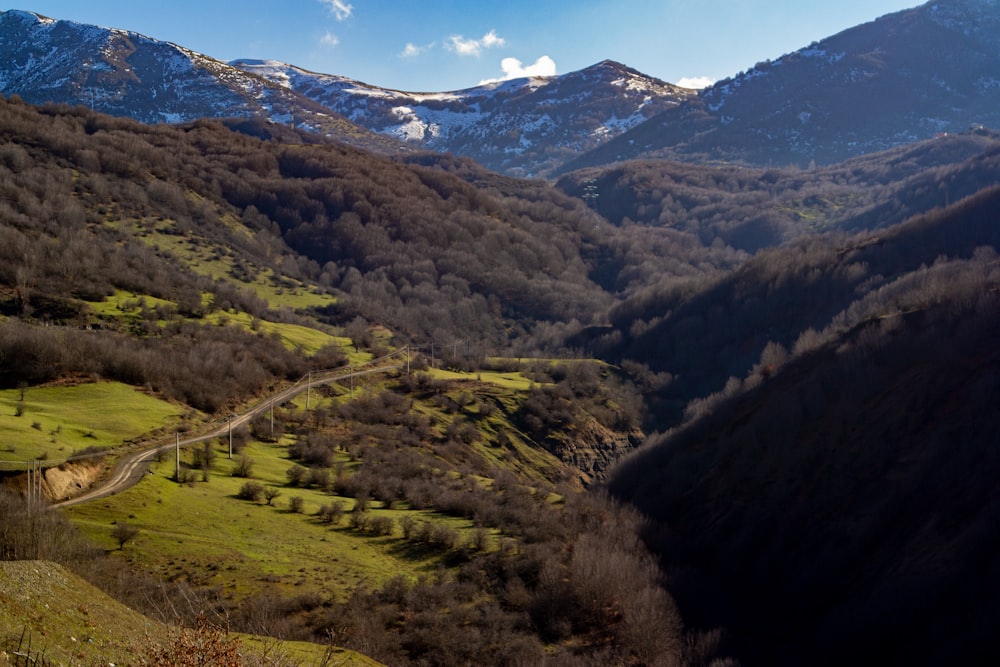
top-left (67, 437), bottom-right (485, 603)
top-left (89, 289), bottom-right (347, 357)
top-left (0, 381), bottom-right (186, 465)
top-left (426, 367), bottom-right (537, 391)
top-left (125, 215), bottom-right (338, 313)
top-left (60, 365), bottom-right (542, 602)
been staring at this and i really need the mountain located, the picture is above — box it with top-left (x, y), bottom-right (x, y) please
top-left (7, 2), bottom-right (1000, 177)
top-left (569, 133), bottom-right (1000, 428)
top-left (0, 9), bottom-right (400, 154)
top-left (563, 0), bottom-right (1000, 171)
top-left (231, 58), bottom-right (693, 177)
top-left (0, 10), bottom-right (691, 178)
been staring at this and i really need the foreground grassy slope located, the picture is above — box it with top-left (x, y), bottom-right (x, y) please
top-left (0, 560), bottom-right (380, 666)
top-left (0, 560), bottom-right (163, 664)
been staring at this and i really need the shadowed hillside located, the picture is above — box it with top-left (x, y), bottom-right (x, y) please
top-left (608, 194), bottom-right (1000, 665)
top-left (589, 184), bottom-right (1000, 428)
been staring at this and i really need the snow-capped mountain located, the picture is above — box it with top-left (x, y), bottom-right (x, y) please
top-left (0, 9), bottom-right (690, 177)
top-left (0, 10), bottom-right (399, 153)
top-left (563, 0), bottom-right (1000, 171)
top-left (8, 2), bottom-right (996, 176)
top-left (231, 59), bottom-right (693, 177)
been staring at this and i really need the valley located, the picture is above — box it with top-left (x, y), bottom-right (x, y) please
top-left (1, 1), bottom-right (999, 665)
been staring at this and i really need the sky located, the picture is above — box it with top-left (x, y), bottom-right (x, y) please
top-left (7, 0), bottom-right (922, 92)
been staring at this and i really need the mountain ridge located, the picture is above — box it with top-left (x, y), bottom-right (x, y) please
top-left (0, 9), bottom-right (692, 177)
top-left (562, 0), bottom-right (1000, 171)
top-left (230, 57), bottom-right (693, 177)
top-left (0, 9), bottom-right (403, 154)
top-left (7, 2), bottom-right (1000, 175)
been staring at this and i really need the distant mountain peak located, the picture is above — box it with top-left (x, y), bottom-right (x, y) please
top-left (562, 0), bottom-right (1000, 171)
top-left (230, 57), bottom-right (692, 177)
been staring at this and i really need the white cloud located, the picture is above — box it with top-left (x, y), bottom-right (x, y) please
top-left (676, 76), bottom-right (715, 89)
top-left (481, 30), bottom-right (504, 49)
top-left (320, 31), bottom-right (340, 48)
top-left (319, 0), bottom-right (353, 21)
top-left (480, 55), bottom-right (557, 84)
top-left (399, 42), bottom-right (430, 58)
top-left (447, 30), bottom-right (506, 57)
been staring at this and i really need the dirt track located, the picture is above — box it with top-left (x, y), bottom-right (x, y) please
top-left (54, 361), bottom-right (402, 509)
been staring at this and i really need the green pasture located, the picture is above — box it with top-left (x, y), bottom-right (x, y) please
top-left (67, 438), bottom-right (486, 602)
top-left (0, 382), bottom-right (185, 464)
top-left (89, 289), bottom-right (355, 359)
top-left (427, 367), bottom-right (536, 391)
top-left (204, 309), bottom-right (341, 356)
top-left (86, 289), bottom-right (178, 323)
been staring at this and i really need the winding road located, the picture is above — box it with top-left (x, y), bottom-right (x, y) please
top-left (54, 358), bottom-right (404, 509)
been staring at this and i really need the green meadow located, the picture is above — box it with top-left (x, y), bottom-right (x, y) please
top-left (0, 381), bottom-right (185, 465)
top-left (67, 437), bottom-right (487, 602)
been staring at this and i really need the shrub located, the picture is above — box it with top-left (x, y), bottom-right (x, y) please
top-left (369, 515), bottom-right (395, 536)
top-left (317, 500), bottom-right (345, 525)
top-left (236, 481), bottom-right (264, 502)
top-left (231, 454), bottom-right (254, 478)
top-left (263, 487), bottom-right (281, 506)
top-left (110, 521), bottom-right (140, 550)
top-left (285, 464), bottom-right (308, 487)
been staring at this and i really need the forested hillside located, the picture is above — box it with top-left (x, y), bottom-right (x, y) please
top-left (558, 129), bottom-right (1000, 250)
top-left (609, 192), bottom-right (1000, 665)
top-left (559, 134), bottom-right (1000, 428)
top-left (0, 92), bottom-right (699, 666)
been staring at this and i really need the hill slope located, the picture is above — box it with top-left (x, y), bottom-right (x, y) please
top-left (0, 560), bottom-right (379, 665)
top-left (559, 128), bottom-right (1000, 251)
top-left (0, 560), bottom-right (164, 663)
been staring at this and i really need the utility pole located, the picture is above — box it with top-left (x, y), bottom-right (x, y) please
top-left (270, 398), bottom-right (274, 439)
top-left (25, 460), bottom-right (35, 510)
top-left (306, 370), bottom-right (312, 410)
top-left (175, 433), bottom-right (180, 482)
top-left (228, 414), bottom-right (234, 459)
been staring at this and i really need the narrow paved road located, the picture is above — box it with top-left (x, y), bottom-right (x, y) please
top-left (54, 361), bottom-right (402, 509)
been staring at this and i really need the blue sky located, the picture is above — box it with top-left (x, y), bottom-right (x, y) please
top-left (8, 1), bottom-right (920, 91)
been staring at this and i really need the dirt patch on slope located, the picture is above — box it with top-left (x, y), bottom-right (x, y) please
top-left (44, 460), bottom-right (105, 502)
